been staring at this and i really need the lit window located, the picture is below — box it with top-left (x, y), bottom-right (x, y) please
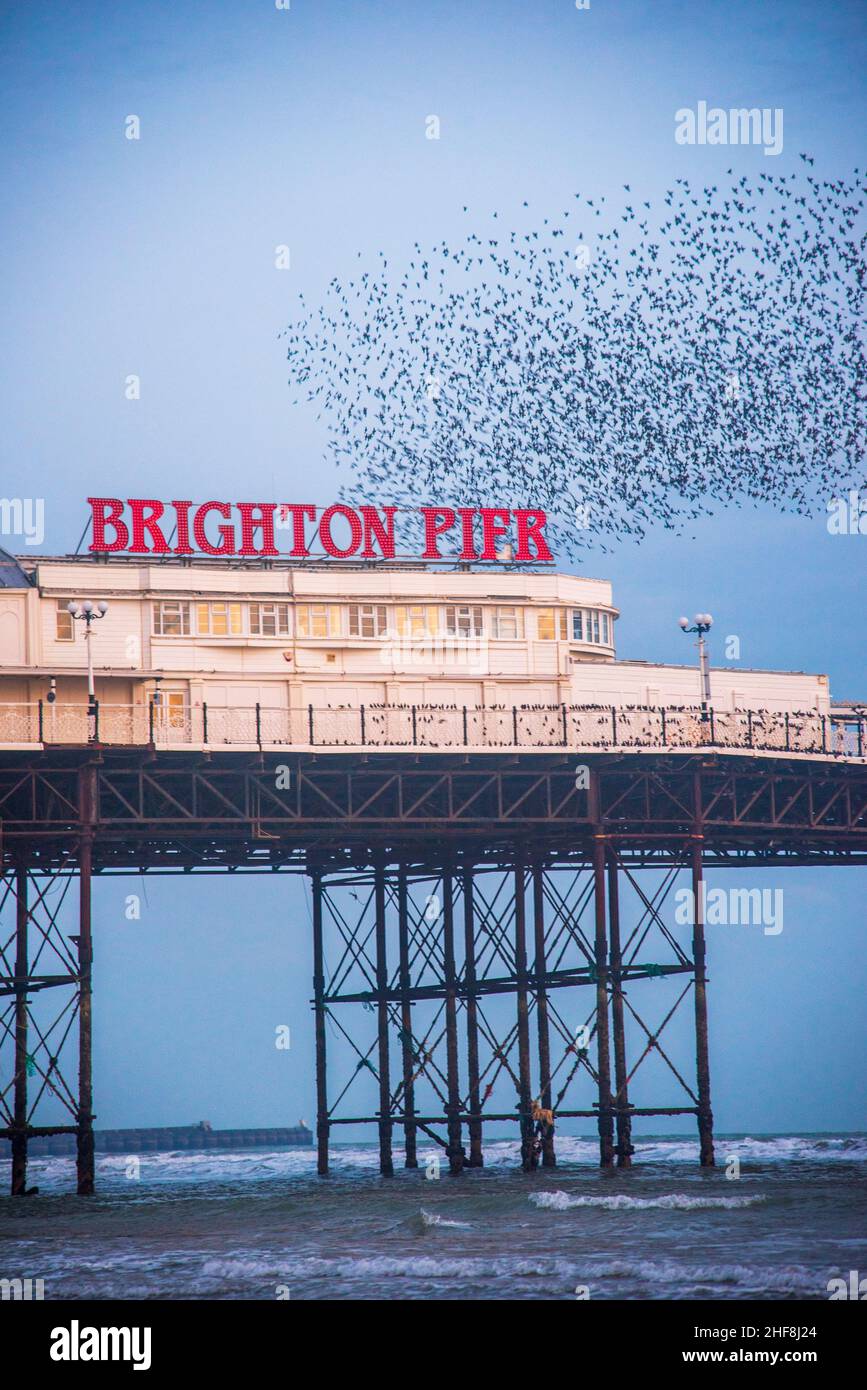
top-left (153, 601), bottom-right (191, 637)
top-left (296, 604), bottom-right (340, 638)
top-left (493, 606), bottom-right (521, 639)
top-left (395, 605), bottom-right (438, 638)
top-left (572, 610), bottom-right (583, 641)
top-left (445, 605), bottom-right (483, 637)
top-left (348, 604), bottom-right (388, 637)
top-left (56, 601), bottom-right (74, 641)
top-left (250, 602), bottom-right (290, 637)
top-left (197, 602), bottom-right (243, 636)
top-left (537, 608), bottom-right (566, 640)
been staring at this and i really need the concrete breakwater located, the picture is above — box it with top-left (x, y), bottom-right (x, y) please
top-left (1, 1124), bottom-right (312, 1158)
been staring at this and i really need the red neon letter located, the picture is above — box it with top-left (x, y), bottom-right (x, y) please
top-left (360, 506), bottom-right (397, 559)
top-left (457, 508), bottom-right (478, 560)
top-left (88, 497), bottom-right (129, 552)
top-left (128, 498), bottom-right (169, 554)
top-left (237, 503), bottom-right (279, 557)
top-left (278, 504), bottom-right (316, 557)
top-left (319, 505), bottom-right (363, 558)
top-left (479, 508), bottom-right (511, 560)
top-left (193, 501), bottom-right (236, 555)
top-left (514, 509), bottom-right (553, 562)
top-left (172, 500), bottom-right (194, 555)
top-left (420, 507), bottom-right (456, 559)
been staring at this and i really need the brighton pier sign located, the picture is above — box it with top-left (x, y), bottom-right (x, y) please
top-left (86, 498), bottom-right (554, 563)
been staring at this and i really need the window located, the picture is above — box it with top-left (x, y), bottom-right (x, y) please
top-left (153, 601), bottom-right (191, 636)
top-left (537, 608), bottom-right (567, 640)
top-left (250, 602), bottom-right (290, 637)
top-left (445, 605), bottom-right (483, 637)
top-left (395, 605), bottom-right (438, 638)
top-left (492, 606), bottom-right (521, 640)
top-left (348, 603), bottom-right (388, 637)
top-left (56, 601), bottom-right (74, 641)
top-left (296, 604), bottom-right (340, 638)
top-left (572, 609), bottom-right (612, 645)
top-left (197, 602), bottom-right (243, 636)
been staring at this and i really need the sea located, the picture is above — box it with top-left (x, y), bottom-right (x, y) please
top-left (2, 1134), bottom-right (865, 1301)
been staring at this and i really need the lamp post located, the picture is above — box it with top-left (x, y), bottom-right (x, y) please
top-left (68, 601), bottom-right (108, 742)
top-left (679, 613), bottom-right (713, 723)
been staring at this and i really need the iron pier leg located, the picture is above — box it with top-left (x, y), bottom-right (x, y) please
top-left (691, 777), bottom-right (715, 1167)
top-left (590, 774), bottom-right (615, 1168)
top-left (514, 856), bottom-right (536, 1171)
top-left (374, 858), bottom-right (394, 1176)
top-left (607, 853), bottom-right (633, 1168)
top-left (77, 771), bottom-right (95, 1196)
top-left (532, 860), bottom-right (555, 1167)
top-left (462, 860), bottom-right (483, 1167)
top-left (397, 866), bottom-right (418, 1168)
top-left (442, 864), bottom-right (464, 1174)
top-left (312, 868), bottom-right (329, 1176)
top-left (11, 864), bottom-right (29, 1196)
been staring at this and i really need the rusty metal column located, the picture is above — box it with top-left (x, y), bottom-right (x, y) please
top-left (397, 866), bottom-right (418, 1168)
top-left (607, 853), bottom-right (633, 1167)
top-left (311, 868), bottom-right (329, 1176)
top-left (514, 855), bottom-right (536, 1171)
top-left (532, 860), bottom-right (555, 1167)
top-left (11, 864), bottom-right (29, 1196)
top-left (442, 864), bottom-right (464, 1174)
top-left (590, 773), bottom-right (615, 1168)
top-left (77, 765), bottom-right (96, 1196)
top-left (692, 773), bottom-right (715, 1167)
top-left (462, 860), bottom-right (483, 1167)
top-left (374, 857), bottom-right (394, 1176)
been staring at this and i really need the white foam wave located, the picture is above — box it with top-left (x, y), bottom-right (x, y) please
top-left (530, 1190), bottom-right (767, 1212)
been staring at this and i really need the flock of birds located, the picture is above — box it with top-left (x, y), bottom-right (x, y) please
top-left (282, 158), bottom-right (866, 561)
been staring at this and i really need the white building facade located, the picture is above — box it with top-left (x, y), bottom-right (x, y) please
top-left (0, 553), bottom-right (856, 755)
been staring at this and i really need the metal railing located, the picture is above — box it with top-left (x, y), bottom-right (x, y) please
top-left (0, 700), bottom-right (864, 759)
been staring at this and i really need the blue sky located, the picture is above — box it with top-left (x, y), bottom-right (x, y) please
top-left (1, 0), bottom-right (864, 1137)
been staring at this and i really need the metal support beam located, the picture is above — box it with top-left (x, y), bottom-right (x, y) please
top-left (311, 868), bottom-right (329, 1176)
top-left (532, 861), bottom-right (555, 1167)
top-left (77, 767), bottom-right (96, 1196)
top-left (607, 853), bottom-right (633, 1168)
top-left (591, 773), bottom-right (615, 1168)
top-left (397, 866), bottom-right (418, 1168)
top-left (692, 775), bottom-right (715, 1167)
top-left (462, 861), bottom-right (483, 1167)
top-left (441, 865), bottom-right (464, 1174)
top-left (514, 857), bottom-right (536, 1171)
top-left (374, 857), bottom-right (393, 1176)
top-left (11, 864), bottom-right (28, 1196)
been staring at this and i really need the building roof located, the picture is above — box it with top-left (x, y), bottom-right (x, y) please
top-left (0, 545), bottom-right (33, 588)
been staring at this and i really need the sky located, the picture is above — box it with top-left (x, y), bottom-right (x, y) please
top-left (0, 0), bottom-right (865, 1139)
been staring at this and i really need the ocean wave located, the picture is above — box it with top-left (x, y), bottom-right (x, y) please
top-left (529, 1190), bottom-right (767, 1212)
top-left (420, 1208), bottom-right (472, 1229)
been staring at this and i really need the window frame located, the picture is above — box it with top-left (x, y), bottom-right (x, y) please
top-left (152, 600), bottom-right (191, 637)
top-left (56, 600), bottom-right (74, 642)
top-left (444, 604), bottom-right (483, 638)
top-left (249, 601), bottom-right (290, 637)
top-left (296, 603), bottom-right (340, 639)
top-left (348, 603), bottom-right (388, 638)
